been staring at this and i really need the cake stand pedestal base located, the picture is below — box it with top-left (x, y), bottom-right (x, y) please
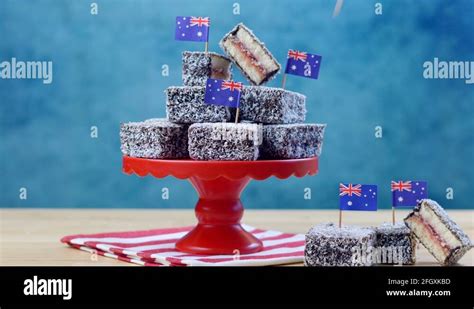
top-left (175, 176), bottom-right (262, 255)
top-left (123, 156), bottom-right (318, 255)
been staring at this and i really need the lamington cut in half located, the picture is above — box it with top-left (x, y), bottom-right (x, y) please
top-left (220, 23), bottom-right (280, 85)
top-left (182, 51), bottom-right (232, 86)
top-left (240, 86), bottom-right (306, 124)
top-left (188, 123), bottom-right (262, 161)
top-left (374, 222), bottom-right (416, 265)
top-left (261, 123), bottom-right (326, 159)
top-left (404, 199), bottom-right (473, 265)
top-left (165, 86), bottom-right (231, 124)
top-left (120, 118), bottom-right (188, 159)
top-left (305, 223), bottom-right (376, 266)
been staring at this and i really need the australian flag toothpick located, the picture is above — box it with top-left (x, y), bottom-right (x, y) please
top-left (175, 16), bottom-right (210, 42)
top-left (391, 180), bottom-right (428, 207)
top-left (204, 78), bottom-right (242, 108)
top-left (339, 183), bottom-right (378, 211)
top-left (285, 50), bottom-right (322, 79)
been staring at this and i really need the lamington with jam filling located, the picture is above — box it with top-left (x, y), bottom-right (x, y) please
top-left (404, 199), bottom-right (472, 265)
top-left (220, 23), bottom-right (280, 86)
top-left (182, 51), bottom-right (232, 86)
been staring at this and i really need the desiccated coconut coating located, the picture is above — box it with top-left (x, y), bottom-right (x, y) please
top-left (404, 199), bottom-right (473, 265)
top-left (239, 86), bottom-right (306, 124)
top-left (374, 222), bottom-right (416, 265)
top-left (120, 118), bottom-right (189, 159)
top-left (165, 86), bottom-right (231, 124)
top-left (305, 223), bottom-right (376, 266)
top-left (260, 123), bottom-right (326, 159)
top-left (182, 51), bottom-right (232, 86)
top-left (188, 123), bottom-right (262, 161)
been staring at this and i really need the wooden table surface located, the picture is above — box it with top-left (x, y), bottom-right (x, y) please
top-left (1, 209), bottom-right (473, 266)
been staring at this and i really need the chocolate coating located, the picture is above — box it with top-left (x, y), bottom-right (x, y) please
top-left (260, 123), bottom-right (326, 159)
top-left (188, 123), bottom-right (261, 161)
top-left (374, 222), bottom-right (416, 265)
top-left (165, 86), bottom-right (231, 124)
top-left (120, 118), bottom-right (188, 159)
top-left (182, 51), bottom-right (232, 87)
top-left (240, 86), bottom-right (306, 124)
top-left (305, 223), bottom-right (376, 266)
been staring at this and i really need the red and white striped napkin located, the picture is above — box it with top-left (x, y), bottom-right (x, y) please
top-left (61, 225), bottom-right (305, 266)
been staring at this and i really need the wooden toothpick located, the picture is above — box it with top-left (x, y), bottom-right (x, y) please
top-left (339, 209), bottom-right (342, 228)
top-left (281, 74), bottom-right (287, 89)
top-left (235, 108), bottom-right (240, 124)
top-left (204, 42), bottom-right (208, 53)
top-left (392, 207), bottom-right (396, 225)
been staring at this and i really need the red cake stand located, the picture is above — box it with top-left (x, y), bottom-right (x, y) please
top-left (123, 156), bottom-right (318, 255)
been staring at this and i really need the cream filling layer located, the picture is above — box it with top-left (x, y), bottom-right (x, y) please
top-left (222, 39), bottom-right (264, 84)
top-left (419, 205), bottom-right (461, 250)
top-left (406, 205), bottom-right (462, 263)
top-left (234, 28), bottom-right (279, 73)
top-left (406, 216), bottom-right (448, 263)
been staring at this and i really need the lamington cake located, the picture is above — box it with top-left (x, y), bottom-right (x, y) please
top-left (404, 199), bottom-right (473, 265)
top-left (220, 23), bottom-right (280, 85)
top-left (240, 86), bottom-right (306, 124)
top-left (165, 86), bottom-right (231, 124)
top-left (182, 51), bottom-right (232, 86)
top-left (305, 223), bottom-right (376, 266)
top-left (188, 123), bottom-right (262, 161)
top-left (120, 118), bottom-right (188, 159)
top-left (374, 222), bottom-right (416, 265)
top-left (260, 123), bottom-right (326, 159)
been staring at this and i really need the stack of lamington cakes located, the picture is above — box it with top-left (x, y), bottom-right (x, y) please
top-left (121, 23), bottom-right (326, 161)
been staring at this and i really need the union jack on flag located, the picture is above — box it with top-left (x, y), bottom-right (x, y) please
top-left (204, 78), bottom-right (242, 108)
top-left (288, 50), bottom-right (308, 61)
top-left (190, 17), bottom-right (210, 27)
top-left (392, 180), bottom-right (428, 207)
top-left (221, 80), bottom-right (242, 92)
top-left (339, 183), bottom-right (377, 211)
top-left (175, 16), bottom-right (210, 42)
top-left (284, 49), bottom-right (322, 79)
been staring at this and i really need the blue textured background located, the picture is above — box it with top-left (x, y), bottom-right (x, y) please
top-left (1, 0), bottom-right (473, 209)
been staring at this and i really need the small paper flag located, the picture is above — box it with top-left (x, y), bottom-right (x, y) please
top-left (204, 78), bottom-right (242, 108)
top-left (391, 180), bottom-right (428, 207)
top-left (339, 183), bottom-right (378, 211)
top-left (284, 50), bottom-right (322, 79)
top-left (175, 16), bottom-right (210, 42)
